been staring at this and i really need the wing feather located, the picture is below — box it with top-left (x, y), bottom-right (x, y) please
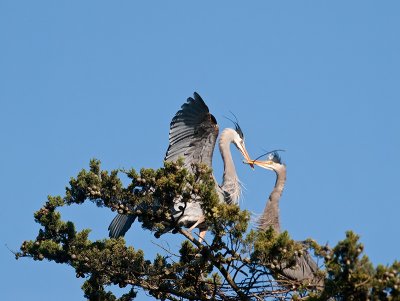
top-left (164, 92), bottom-right (219, 170)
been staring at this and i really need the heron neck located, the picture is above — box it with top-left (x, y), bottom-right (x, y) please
top-left (218, 131), bottom-right (239, 203)
top-left (259, 167), bottom-right (286, 233)
top-left (219, 141), bottom-right (236, 181)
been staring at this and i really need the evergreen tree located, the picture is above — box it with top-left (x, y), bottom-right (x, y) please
top-left (16, 160), bottom-right (400, 300)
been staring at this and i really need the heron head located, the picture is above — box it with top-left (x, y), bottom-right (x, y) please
top-left (223, 114), bottom-right (253, 168)
top-left (266, 151), bottom-right (282, 164)
top-left (231, 127), bottom-right (253, 169)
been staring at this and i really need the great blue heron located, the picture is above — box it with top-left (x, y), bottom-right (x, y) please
top-left (250, 152), bottom-right (324, 288)
top-left (108, 92), bottom-right (252, 241)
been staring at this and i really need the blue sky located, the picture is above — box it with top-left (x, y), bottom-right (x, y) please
top-left (1, 1), bottom-right (399, 300)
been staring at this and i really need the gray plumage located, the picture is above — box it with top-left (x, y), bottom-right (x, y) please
top-left (257, 154), bottom-right (285, 233)
top-left (165, 93), bottom-right (219, 172)
top-left (108, 92), bottom-right (251, 239)
top-left (255, 152), bottom-right (323, 287)
top-left (109, 214), bottom-right (136, 239)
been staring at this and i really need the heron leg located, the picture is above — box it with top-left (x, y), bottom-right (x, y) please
top-left (187, 216), bottom-right (205, 232)
top-left (198, 229), bottom-right (207, 243)
top-left (187, 216), bottom-right (207, 243)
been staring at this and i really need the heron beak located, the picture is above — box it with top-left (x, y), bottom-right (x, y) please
top-left (251, 160), bottom-right (274, 170)
top-left (238, 142), bottom-right (254, 169)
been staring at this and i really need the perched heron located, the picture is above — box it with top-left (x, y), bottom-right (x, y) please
top-left (109, 92), bottom-right (253, 241)
top-left (250, 152), bottom-right (324, 288)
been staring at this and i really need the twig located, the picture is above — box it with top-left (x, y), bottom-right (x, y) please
top-left (150, 240), bottom-right (180, 258)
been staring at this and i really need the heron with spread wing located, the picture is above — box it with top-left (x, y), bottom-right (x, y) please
top-left (108, 92), bottom-right (253, 241)
top-left (249, 152), bottom-right (324, 288)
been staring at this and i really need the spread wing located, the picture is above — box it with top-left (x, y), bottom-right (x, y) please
top-left (164, 92), bottom-right (219, 171)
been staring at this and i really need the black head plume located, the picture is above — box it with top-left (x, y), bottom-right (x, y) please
top-left (267, 151), bottom-right (282, 164)
top-left (225, 111), bottom-right (244, 139)
top-left (254, 150), bottom-right (284, 164)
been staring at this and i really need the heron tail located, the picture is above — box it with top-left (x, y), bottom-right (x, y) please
top-left (108, 214), bottom-right (137, 238)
